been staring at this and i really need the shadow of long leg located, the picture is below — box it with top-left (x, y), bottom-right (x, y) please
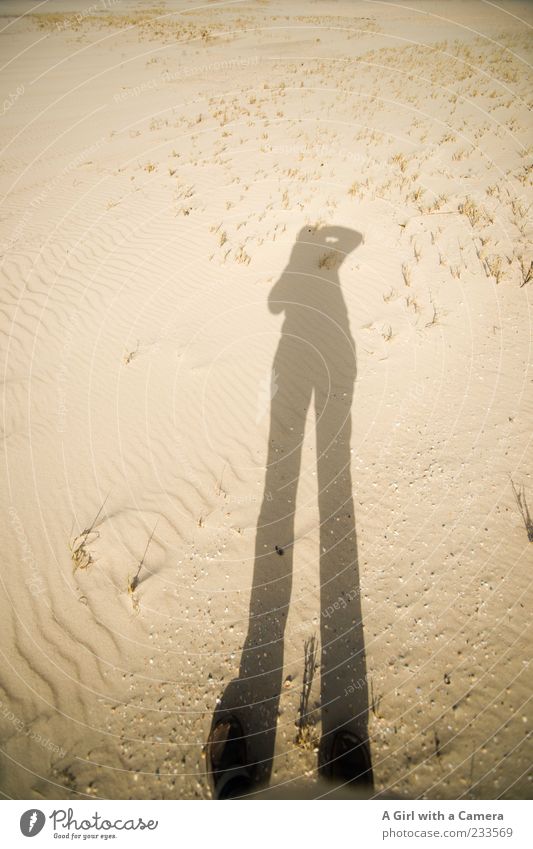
top-left (212, 338), bottom-right (312, 784)
top-left (315, 368), bottom-right (372, 778)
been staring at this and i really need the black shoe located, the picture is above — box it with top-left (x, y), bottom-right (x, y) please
top-left (321, 729), bottom-right (374, 789)
top-left (207, 716), bottom-right (255, 799)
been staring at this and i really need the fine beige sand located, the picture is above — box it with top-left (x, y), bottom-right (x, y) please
top-left (1, 0), bottom-right (532, 800)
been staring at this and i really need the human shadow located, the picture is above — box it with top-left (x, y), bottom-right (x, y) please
top-left (209, 225), bottom-right (372, 792)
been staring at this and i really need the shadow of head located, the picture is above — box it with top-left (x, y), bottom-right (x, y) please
top-left (269, 225), bottom-right (363, 316)
top-left (289, 225), bottom-right (363, 269)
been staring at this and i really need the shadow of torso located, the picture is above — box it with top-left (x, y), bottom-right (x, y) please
top-left (268, 237), bottom-right (357, 395)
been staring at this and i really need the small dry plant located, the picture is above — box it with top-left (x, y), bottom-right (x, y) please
top-left (295, 635), bottom-right (319, 750)
top-left (123, 340), bottom-right (140, 365)
top-left (70, 495), bottom-right (109, 572)
top-left (510, 478), bottom-right (533, 542)
top-left (402, 263), bottom-right (412, 286)
top-left (459, 197), bottom-right (490, 227)
top-left (128, 522), bottom-right (159, 601)
top-left (370, 677), bottom-right (383, 719)
top-left (318, 251), bottom-right (340, 270)
top-left (234, 246), bottom-right (251, 265)
top-left (391, 152), bottom-right (408, 173)
top-left (485, 255), bottom-right (504, 283)
top-left (519, 257), bottom-right (532, 287)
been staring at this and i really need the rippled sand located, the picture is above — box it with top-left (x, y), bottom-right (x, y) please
top-left (0, 0), bottom-right (531, 799)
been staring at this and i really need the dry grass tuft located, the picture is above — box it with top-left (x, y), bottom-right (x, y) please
top-left (70, 496), bottom-right (109, 572)
top-left (235, 246), bottom-right (251, 265)
top-left (519, 257), bottom-right (532, 287)
top-left (484, 255), bottom-right (504, 283)
top-left (295, 635), bottom-right (319, 750)
top-left (511, 478), bottom-right (533, 542)
top-left (391, 152), bottom-right (408, 173)
top-left (318, 251), bottom-right (340, 270)
top-left (459, 197), bottom-right (491, 227)
top-left (128, 522), bottom-right (158, 608)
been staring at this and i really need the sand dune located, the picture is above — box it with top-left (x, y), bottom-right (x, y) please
top-left (0, 0), bottom-right (532, 799)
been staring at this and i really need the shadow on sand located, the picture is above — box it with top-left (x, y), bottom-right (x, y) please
top-left (209, 225), bottom-right (372, 794)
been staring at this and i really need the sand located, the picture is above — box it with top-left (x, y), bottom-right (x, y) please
top-left (0, 0), bottom-right (532, 800)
